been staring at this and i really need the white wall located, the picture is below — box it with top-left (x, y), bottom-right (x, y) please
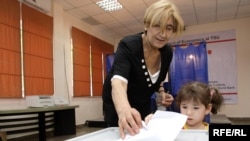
top-left (52, 2), bottom-right (115, 125)
top-left (181, 18), bottom-right (250, 117)
top-left (0, 1), bottom-right (249, 126)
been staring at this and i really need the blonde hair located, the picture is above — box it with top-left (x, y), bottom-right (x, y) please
top-left (144, 0), bottom-right (184, 36)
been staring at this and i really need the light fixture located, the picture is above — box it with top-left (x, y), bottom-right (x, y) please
top-left (96, 0), bottom-right (123, 12)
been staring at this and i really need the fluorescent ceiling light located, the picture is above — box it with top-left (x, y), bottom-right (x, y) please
top-left (96, 0), bottom-right (123, 12)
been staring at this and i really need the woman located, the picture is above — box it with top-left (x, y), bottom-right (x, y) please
top-left (102, 0), bottom-right (184, 139)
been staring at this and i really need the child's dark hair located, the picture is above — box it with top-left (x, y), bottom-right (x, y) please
top-left (175, 81), bottom-right (224, 114)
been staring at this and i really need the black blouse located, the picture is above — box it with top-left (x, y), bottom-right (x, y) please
top-left (102, 33), bottom-right (173, 125)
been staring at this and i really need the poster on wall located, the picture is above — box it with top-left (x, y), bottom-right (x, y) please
top-left (169, 29), bottom-right (237, 104)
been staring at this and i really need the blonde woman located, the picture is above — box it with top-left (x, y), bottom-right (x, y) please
top-left (102, 0), bottom-right (184, 139)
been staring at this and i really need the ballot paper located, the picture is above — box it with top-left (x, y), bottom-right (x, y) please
top-left (119, 110), bottom-right (187, 141)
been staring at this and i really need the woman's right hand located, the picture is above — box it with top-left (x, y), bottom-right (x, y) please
top-left (118, 107), bottom-right (142, 139)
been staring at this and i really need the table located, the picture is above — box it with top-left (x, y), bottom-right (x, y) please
top-left (210, 114), bottom-right (232, 125)
top-left (0, 105), bottom-right (79, 141)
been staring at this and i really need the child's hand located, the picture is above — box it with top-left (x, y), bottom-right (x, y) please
top-left (144, 113), bottom-right (153, 125)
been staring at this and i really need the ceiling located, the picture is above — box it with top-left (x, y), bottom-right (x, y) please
top-left (54, 0), bottom-right (250, 38)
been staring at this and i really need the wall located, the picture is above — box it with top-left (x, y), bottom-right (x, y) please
top-left (181, 18), bottom-right (250, 117)
top-left (52, 2), bottom-right (114, 125)
top-left (0, 1), bottom-right (249, 126)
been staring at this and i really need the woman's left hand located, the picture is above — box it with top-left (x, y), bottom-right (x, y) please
top-left (161, 93), bottom-right (174, 107)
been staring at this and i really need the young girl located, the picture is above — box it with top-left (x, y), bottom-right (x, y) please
top-left (145, 81), bottom-right (224, 130)
top-left (175, 81), bottom-right (224, 130)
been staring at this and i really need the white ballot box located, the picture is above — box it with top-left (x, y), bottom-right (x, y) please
top-left (66, 127), bottom-right (208, 141)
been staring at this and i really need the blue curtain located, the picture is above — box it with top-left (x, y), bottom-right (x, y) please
top-left (106, 54), bottom-right (115, 73)
top-left (169, 41), bottom-right (210, 122)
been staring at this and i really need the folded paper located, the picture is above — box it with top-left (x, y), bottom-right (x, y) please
top-left (119, 110), bottom-right (187, 141)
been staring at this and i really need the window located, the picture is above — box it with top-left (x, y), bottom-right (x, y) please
top-left (0, 0), bottom-right (54, 98)
top-left (0, 0), bottom-right (21, 97)
top-left (71, 27), bottom-right (91, 97)
top-left (71, 27), bottom-right (113, 97)
top-left (22, 4), bottom-right (54, 95)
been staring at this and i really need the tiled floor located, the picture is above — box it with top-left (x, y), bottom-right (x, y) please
top-left (7, 117), bottom-right (250, 141)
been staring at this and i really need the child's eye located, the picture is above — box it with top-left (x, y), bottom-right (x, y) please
top-left (181, 106), bottom-right (187, 109)
top-left (194, 107), bottom-right (200, 110)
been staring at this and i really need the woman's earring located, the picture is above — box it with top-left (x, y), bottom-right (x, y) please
top-left (144, 28), bottom-right (147, 34)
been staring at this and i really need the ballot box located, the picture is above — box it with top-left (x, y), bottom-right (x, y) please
top-left (66, 127), bottom-right (208, 141)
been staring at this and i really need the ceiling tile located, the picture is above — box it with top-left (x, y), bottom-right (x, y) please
top-left (194, 0), bottom-right (216, 24)
top-left (66, 8), bottom-right (88, 19)
top-left (94, 25), bottom-right (118, 37)
top-left (82, 17), bottom-right (101, 25)
top-left (174, 0), bottom-right (194, 14)
top-left (121, 18), bottom-right (139, 26)
top-left (128, 7), bottom-right (147, 21)
top-left (55, 0), bottom-right (74, 10)
top-left (182, 15), bottom-right (198, 26)
top-left (91, 0), bottom-right (100, 2)
top-left (174, 0), bottom-right (197, 26)
top-left (102, 21), bottom-right (123, 29)
top-left (65, 0), bottom-right (92, 7)
top-left (113, 26), bottom-right (132, 37)
top-left (239, 0), bottom-right (250, 5)
top-left (126, 22), bottom-right (143, 34)
top-left (92, 13), bottom-right (116, 24)
top-left (137, 16), bottom-right (144, 24)
top-left (217, 0), bottom-right (239, 20)
top-left (109, 9), bottom-right (136, 24)
top-left (237, 5), bottom-right (250, 18)
top-left (78, 3), bottom-right (105, 16)
top-left (119, 0), bottom-right (147, 19)
top-left (143, 0), bottom-right (158, 6)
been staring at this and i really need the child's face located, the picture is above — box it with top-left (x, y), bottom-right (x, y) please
top-left (180, 100), bottom-right (211, 129)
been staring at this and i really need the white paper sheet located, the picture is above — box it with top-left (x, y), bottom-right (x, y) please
top-left (119, 110), bottom-right (187, 141)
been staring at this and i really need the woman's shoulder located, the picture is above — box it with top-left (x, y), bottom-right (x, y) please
top-left (120, 33), bottom-right (142, 44)
top-left (160, 44), bottom-right (172, 52)
top-left (118, 33), bottom-right (143, 53)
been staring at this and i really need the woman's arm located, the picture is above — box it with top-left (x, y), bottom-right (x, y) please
top-left (111, 78), bottom-right (142, 139)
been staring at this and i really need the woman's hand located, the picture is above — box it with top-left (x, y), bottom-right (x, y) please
top-left (118, 107), bottom-right (142, 139)
top-left (158, 82), bottom-right (174, 107)
top-left (111, 78), bottom-right (142, 138)
top-left (161, 93), bottom-right (174, 107)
